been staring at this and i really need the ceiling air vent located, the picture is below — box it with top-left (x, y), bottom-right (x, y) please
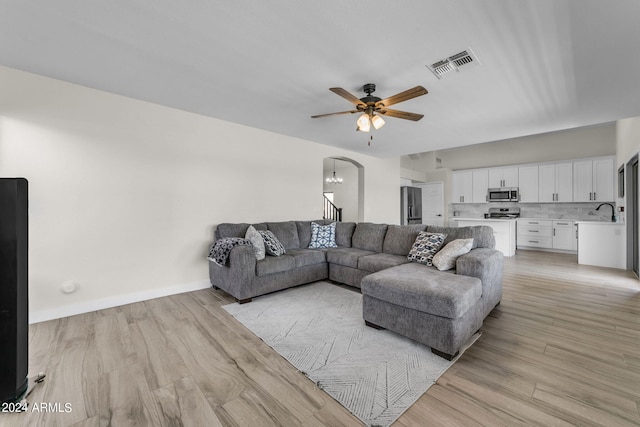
top-left (427, 48), bottom-right (480, 79)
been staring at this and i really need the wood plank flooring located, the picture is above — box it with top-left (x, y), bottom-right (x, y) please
top-left (1, 250), bottom-right (639, 426)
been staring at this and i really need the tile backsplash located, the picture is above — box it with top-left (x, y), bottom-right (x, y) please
top-left (450, 202), bottom-right (618, 222)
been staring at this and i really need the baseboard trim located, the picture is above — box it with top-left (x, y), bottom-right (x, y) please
top-left (29, 280), bottom-right (212, 324)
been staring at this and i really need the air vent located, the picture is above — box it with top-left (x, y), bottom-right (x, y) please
top-left (427, 48), bottom-right (480, 79)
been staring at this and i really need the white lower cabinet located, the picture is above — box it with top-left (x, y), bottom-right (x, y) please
top-left (552, 220), bottom-right (577, 251)
top-left (517, 220), bottom-right (552, 248)
top-left (517, 219), bottom-right (577, 252)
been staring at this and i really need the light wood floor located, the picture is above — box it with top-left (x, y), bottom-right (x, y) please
top-left (2, 251), bottom-right (639, 426)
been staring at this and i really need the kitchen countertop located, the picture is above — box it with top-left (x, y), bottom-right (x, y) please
top-left (575, 221), bottom-right (623, 225)
top-left (517, 217), bottom-right (577, 221)
top-left (453, 217), bottom-right (517, 221)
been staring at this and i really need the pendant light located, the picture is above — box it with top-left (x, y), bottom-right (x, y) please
top-left (326, 159), bottom-right (343, 184)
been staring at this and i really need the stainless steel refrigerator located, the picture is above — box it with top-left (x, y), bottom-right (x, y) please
top-left (401, 186), bottom-right (422, 224)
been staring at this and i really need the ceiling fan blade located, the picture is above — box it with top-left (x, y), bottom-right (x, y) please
top-left (330, 87), bottom-right (367, 107)
top-left (378, 108), bottom-right (424, 121)
top-left (311, 110), bottom-right (360, 119)
top-left (376, 86), bottom-right (428, 108)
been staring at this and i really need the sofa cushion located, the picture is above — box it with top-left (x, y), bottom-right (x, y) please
top-left (407, 231), bottom-right (446, 266)
top-left (216, 223), bottom-right (250, 239)
top-left (382, 224), bottom-right (427, 256)
top-left (326, 247), bottom-right (377, 268)
top-left (255, 255), bottom-right (296, 276)
top-left (309, 222), bottom-right (338, 248)
top-left (361, 262), bottom-right (482, 319)
top-left (427, 225), bottom-right (494, 249)
top-left (296, 220), bottom-right (328, 248)
top-left (259, 230), bottom-right (286, 256)
top-left (432, 238), bottom-right (474, 271)
top-left (336, 222), bottom-right (356, 247)
top-left (286, 248), bottom-right (327, 268)
top-left (352, 223), bottom-right (388, 252)
top-left (357, 253), bottom-right (410, 273)
top-left (216, 223), bottom-right (267, 240)
top-left (267, 221), bottom-right (300, 249)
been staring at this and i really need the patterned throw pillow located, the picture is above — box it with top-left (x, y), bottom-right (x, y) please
top-left (258, 230), bottom-right (286, 256)
top-left (407, 231), bottom-right (447, 266)
top-left (245, 225), bottom-right (266, 260)
top-left (432, 238), bottom-right (474, 271)
top-left (308, 222), bottom-right (338, 249)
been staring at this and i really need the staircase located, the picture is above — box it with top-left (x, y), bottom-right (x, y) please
top-left (323, 195), bottom-right (342, 222)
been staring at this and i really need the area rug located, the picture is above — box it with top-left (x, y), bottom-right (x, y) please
top-left (223, 282), bottom-right (479, 426)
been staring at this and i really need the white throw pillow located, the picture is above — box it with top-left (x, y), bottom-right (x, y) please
top-left (432, 238), bottom-right (474, 271)
top-left (245, 225), bottom-right (266, 260)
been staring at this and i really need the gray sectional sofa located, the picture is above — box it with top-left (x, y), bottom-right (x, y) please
top-left (209, 220), bottom-right (503, 359)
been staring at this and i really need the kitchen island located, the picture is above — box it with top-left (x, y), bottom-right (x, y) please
top-left (576, 221), bottom-right (626, 269)
top-left (452, 218), bottom-right (516, 257)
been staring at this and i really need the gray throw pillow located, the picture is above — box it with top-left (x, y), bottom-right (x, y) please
top-left (432, 238), bottom-right (473, 271)
top-left (245, 225), bottom-right (266, 260)
top-left (407, 231), bottom-right (447, 266)
top-left (258, 230), bottom-right (286, 256)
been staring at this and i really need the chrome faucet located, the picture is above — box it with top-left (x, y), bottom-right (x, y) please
top-left (596, 203), bottom-right (615, 222)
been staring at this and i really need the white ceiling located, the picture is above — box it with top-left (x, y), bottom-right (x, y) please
top-left (1, 0), bottom-right (639, 158)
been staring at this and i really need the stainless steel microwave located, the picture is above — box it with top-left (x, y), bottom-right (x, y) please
top-left (487, 187), bottom-right (519, 202)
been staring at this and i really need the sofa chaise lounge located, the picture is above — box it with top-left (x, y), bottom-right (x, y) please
top-left (208, 220), bottom-right (503, 358)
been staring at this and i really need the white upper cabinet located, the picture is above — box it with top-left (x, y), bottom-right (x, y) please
top-left (539, 162), bottom-right (573, 202)
top-left (452, 170), bottom-right (473, 204)
top-left (472, 169), bottom-right (489, 203)
top-left (452, 156), bottom-right (613, 204)
top-left (518, 165), bottom-right (539, 203)
top-left (573, 157), bottom-right (615, 202)
top-left (453, 169), bottom-right (490, 204)
top-left (488, 166), bottom-right (518, 188)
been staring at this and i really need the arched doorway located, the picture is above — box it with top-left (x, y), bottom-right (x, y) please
top-left (323, 157), bottom-right (364, 222)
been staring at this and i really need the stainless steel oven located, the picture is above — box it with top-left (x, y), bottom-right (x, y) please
top-left (487, 187), bottom-right (519, 202)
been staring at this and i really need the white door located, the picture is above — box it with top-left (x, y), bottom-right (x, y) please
top-left (418, 182), bottom-right (444, 226)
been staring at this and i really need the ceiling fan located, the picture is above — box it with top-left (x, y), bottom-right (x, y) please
top-left (311, 83), bottom-right (428, 132)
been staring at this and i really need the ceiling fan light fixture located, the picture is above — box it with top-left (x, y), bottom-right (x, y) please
top-left (371, 114), bottom-right (385, 130)
top-left (356, 113), bottom-right (371, 132)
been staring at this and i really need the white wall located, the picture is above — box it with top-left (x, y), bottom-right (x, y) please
top-left (616, 117), bottom-right (640, 167)
top-left (409, 123), bottom-right (616, 171)
top-left (0, 66), bottom-right (400, 322)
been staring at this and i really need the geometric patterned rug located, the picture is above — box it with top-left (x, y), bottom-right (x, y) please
top-left (223, 282), bottom-right (479, 426)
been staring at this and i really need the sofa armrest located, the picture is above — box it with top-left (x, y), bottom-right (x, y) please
top-left (456, 248), bottom-right (503, 318)
top-left (208, 245), bottom-right (257, 300)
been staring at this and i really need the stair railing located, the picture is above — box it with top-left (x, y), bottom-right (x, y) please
top-left (323, 195), bottom-right (342, 222)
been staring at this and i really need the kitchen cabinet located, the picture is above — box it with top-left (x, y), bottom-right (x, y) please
top-left (518, 165), bottom-right (539, 203)
top-left (517, 219), bottom-right (553, 249)
top-left (453, 170), bottom-right (488, 203)
top-left (552, 220), bottom-right (577, 251)
top-left (517, 219), bottom-right (577, 252)
top-left (453, 218), bottom-right (516, 257)
top-left (452, 171), bottom-right (473, 203)
top-left (472, 169), bottom-right (489, 203)
top-left (488, 166), bottom-right (518, 188)
top-left (539, 163), bottom-right (572, 202)
top-left (573, 157), bottom-right (615, 202)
